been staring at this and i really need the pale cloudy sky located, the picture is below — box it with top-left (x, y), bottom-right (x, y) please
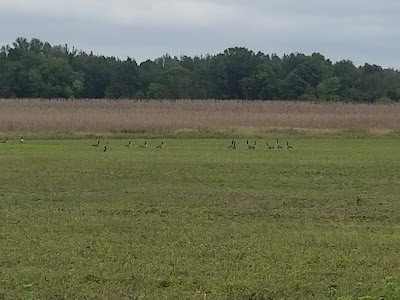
top-left (1, 0), bottom-right (400, 68)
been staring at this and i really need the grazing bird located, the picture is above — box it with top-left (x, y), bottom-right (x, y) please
top-left (139, 141), bottom-right (148, 148)
top-left (276, 139), bottom-right (283, 149)
top-left (1, 137), bottom-right (8, 143)
top-left (232, 141), bottom-right (237, 150)
top-left (246, 140), bottom-right (252, 149)
top-left (92, 140), bottom-right (100, 147)
top-left (156, 141), bottom-right (164, 149)
top-left (266, 142), bottom-right (274, 150)
top-left (228, 140), bottom-right (235, 149)
top-left (248, 140), bottom-right (256, 150)
top-left (103, 145), bottom-right (108, 152)
top-left (20, 136), bottom-right (24, 143)
top-left (124, 141), bottom-right (132, 148)
top-left (286, 141), bottom-right (293, 150)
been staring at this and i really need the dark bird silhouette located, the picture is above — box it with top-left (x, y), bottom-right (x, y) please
top-left (92, 140), bottom-right (100, 147)
top-left (248, 140), bottom-right (256, 150)
top-left (228, 140), bottom-right (235, 149)
top-left (124, 141), bottom-right (132, 148)
top-left (156, 141), bottom-right (164, 149)
top-left (286, 141), bottom-right (293, 149)
top-left (1, 137), bottom-right (8, 143)
top-left (140, 141), bottom-right (148, 148)
top-left (246, 140), bottom-right (252, 149)
top-left (103, 145), bottom-right (108, 152)
top-left (276, 139), bottom-right (283, 149)
top-left (266, 142), bottom-right (274, 150)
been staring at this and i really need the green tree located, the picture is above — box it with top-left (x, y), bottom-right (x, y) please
top-left (317, 77), bottom-right (341, 100)
top-left (334, 60), bottom-right (359, 99)
top-left (309, 52), bottom-right (334, 80)
top-left (209, 47), bottom-right (261, 99)
top-left (293, 62), bottom-right (321, 88)
top-left (71, 54), bottom-right (111, 98)
top-left (240, 60), bottom-right (284, 100)
top-left (189, 56), bottom-right (215, 99)
top-left (39, 57), bottom-right (84, 98)
top-left (105, 58), bottom-right (140, 98)
top-left (284, 72), bottom-right (308, 99)
top-left (147, 61), bottom-right (191, 99)
top-left (2, 36), bottom-right (400, 102)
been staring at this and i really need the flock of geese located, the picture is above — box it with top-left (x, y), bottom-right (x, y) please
top-left (91, 138), bottom-right (293, 152)
top-left (92, 140), bottom-right (164, 152)
top-left (1, 137), bottom-right (293, 151)
top-left (229, 139), bottom-right (293, 150)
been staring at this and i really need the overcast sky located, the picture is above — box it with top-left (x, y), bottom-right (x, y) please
top-left (1, 0), bottom-right (400, 68)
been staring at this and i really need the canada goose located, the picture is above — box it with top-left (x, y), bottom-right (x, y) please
top-left (139, 141), bottom-right (148, 148)
top-left (232, 141), bottom-right (237, 150)
top-left (124, 141), bottom-right (132, 148)
top-left (228, 140), bottom-right (235, 149)
top-left (103, 145), bottom-right (108, 152)
top-left (266, 142), bottom-right (274, 150)
top-left (1, 138), bottom-right (8, 143)
top-left (276, 139), bottom-right (283, 149)
top-left (248, 141), bottom-right (256, 150)
top-left (156, 141), bottom-right (164, 149)
top-left (92, 140), bottom-right (100, 147)
top-left (20, 136), bottom-right (24, 143)
top-left (286, 141), bottom-right (293, 149)
top-left (246, 140), bottom-right (252, 150)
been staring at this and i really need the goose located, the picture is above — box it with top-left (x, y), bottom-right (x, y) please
top-left (246, 140), bottom-right (252, 150)
top-left (266, 142), bottom-right (274, 150)
top-left (228, 140), bottom-right (235, 149)
top-left (103, 145), bottom-right (108, 152)
top-left (156, 141), bottom-right (164, 149)
top-left (124, 141), bottom-right (132, 148)
top-left (232, 141), bottom-right (237, 150)
top-left (92, 140), bottom-right (100, 147)
top-left (139, 141), bottom-right (148, 148)
top-left (286, 141), bottom-right (293, 150)
top-left (1, 138), bottom-right (8, 143)
top-left (276, 139), bottom-right (283, 149)
top-left (20, 136), bottom-right (24, 143)
top-left (248, 141), bottom-right (256, 150)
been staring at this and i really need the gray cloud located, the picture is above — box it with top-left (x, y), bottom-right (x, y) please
top-left (1, 0), bottom-right (399, 68)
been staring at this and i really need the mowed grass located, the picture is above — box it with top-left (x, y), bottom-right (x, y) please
top-left (1, 137), bottom-right (400, 299)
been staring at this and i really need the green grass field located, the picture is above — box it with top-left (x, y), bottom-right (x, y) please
top-left (1, 137), bottom-right (400, 299)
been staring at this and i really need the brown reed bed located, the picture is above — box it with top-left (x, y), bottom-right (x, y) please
top-left (0, 99), bottom-right (399, 136)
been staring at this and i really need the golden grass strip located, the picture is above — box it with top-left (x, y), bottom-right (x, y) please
top-left (0, 99), bottom-right (400, 134)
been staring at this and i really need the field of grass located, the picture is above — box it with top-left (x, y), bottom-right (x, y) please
top-left (1, 99), bottom-right (400, 135)
top-left (1, 136), bottom-right (400, 299)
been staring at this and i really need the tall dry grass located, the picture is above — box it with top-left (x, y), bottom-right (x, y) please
top-left (0, 99), bottom-right (400, 134)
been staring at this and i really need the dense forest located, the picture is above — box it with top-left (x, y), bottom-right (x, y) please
top-left (1, 37), bottom-right (400, 102)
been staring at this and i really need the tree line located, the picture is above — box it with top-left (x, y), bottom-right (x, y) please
top-left (1, 37), bottom-right (400, 102)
